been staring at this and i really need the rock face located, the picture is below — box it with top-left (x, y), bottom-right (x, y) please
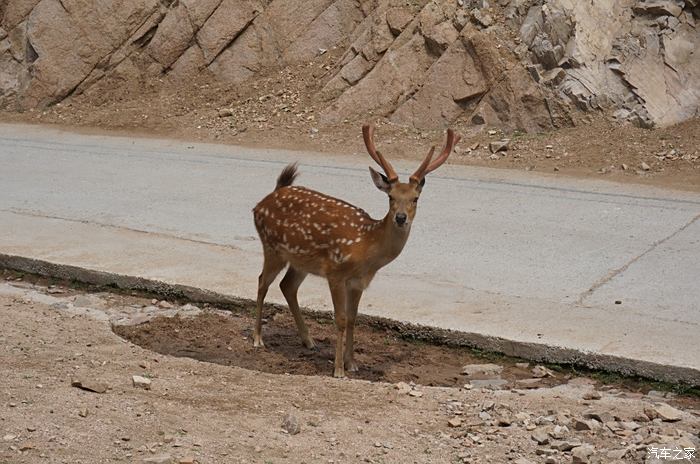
top-left (1, 0), bottom-right (698, 130)
top-left (519, 0), bottom-right (700, 128)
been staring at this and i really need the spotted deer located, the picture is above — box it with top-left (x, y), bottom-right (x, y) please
top-left (252, 125), bottom-right (460, 377)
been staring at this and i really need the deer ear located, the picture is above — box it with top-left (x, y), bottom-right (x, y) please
top-left (410, 176), bottom-right (426, 192)
top-left (369, 166), bottom-right (392, 193)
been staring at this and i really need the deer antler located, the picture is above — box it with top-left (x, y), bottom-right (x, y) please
top-left (363, 125), bottom-right (398, 183)
top-left (410, 129), bottom-right (460, 183)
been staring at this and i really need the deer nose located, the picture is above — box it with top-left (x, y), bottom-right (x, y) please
top-left (395, 213), bottom-right (407, 225)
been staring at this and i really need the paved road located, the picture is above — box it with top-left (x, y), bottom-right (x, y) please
top-left (1, 123), bottom-right (699, 383)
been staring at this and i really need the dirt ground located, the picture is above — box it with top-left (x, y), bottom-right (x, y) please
top-left (1, 51), bottom-right (698, 192)
top-left (1, 272), bottom-right (699, 464)
top-left (116, 311), bottom-right (567, 389)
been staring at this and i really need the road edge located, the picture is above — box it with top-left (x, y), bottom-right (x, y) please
top-left (1, 252), bottom-right (698, 387)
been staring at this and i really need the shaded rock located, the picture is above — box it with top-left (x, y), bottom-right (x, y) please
top-left (22, 0), bottom-right (162, 107)
top-left (583, 410), bottom-right (613, 423)
top-left (572, 419), bottom-right (593, 431)
top-left (422, 20), bottom-right (459, 55)
top-left (633, 1), bottom-right (684, 17)
top-left (531, 429), bottom-right (550, 445)
top-left (390, 35), bottom-right (486, 129)
top-left (645, 403), bottom-right (683, 422)
top-left (582, 390), bottom-right (602, 400)
top-left (341, 54), bottom-right (374, 85)
top-left (551, 438), bottom-right (582, 451)
top-left (461, 363), bottom-right (504, 377)
top-left (132, 375), bottom-right (152, 390)
top-left (282, 0), bottom-right (365, 63)
top-left (394, 381), bottom-right (412, 395)
top-left (146, 2), bottom-right (194, 68)
top-left (448, 417), bottom-right (463, 427)
top-left (489, 140), bottom-right (510, 153)
top-left (471, 8), bottom-right (494, 28)
top-left (196, 0), bottom-right (262, 65)
top-left (571, 444), bottom-right (595, 463)
top-left (516, 378), bottom-right (542, 388)
top-left (531, 365), bottom-right (554, 378)
top-left (386, 7), bottom-right (414, 36)
top-left (282, 413), bottom-right (301, 435)
top-left (71, 377), bottom-right (108, 394)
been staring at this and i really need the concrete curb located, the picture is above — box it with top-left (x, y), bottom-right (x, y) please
top-left (2, 253), bottom-right (698, 387)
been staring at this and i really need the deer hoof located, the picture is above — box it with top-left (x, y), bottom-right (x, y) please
top-left (345, 361), bottom-right (359, 372)
top-left (303, 338), bottom-right (317, 350)
top-left (333, 366), bottom-right (346, 378)
top-left (253, 337), bottom-right (265, 348)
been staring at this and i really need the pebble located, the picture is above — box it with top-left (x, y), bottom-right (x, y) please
top-left (641, 161), bottom-right (651, 171)
top-left (489, 139), bottom-right (510, 153)
top-left (572, 419), bottom-right (593, 431)
top-left (447, 418), bottom-right (462, 428)
top-left (531, 430), bottom-right (549, 445)
top-left (132, 375), bottom-right (152, 390)
top-left (71, 377), bottom-right (108, 394)
top-left (282, 413), bottom-right (301, 435)
top-left (408, 390), bottom-right (423, 398)
top-left (394, 381), bottom-right (411, 395)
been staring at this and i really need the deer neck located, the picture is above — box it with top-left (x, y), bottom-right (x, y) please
top-left (368, 214), bottom-right (411, 267)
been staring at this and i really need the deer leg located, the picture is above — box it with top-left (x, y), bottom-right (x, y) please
top-left (328, 279), bottom-right (347, 378)
top-left (344, 286), bottom-right (363, 372)
top-left (254, 251), bottom-right (286, 348)
top-left (280, 267), bottom-right (315, 349)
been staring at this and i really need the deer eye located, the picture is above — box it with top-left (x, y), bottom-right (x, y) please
top-left (413, 198), bottom-right (418, 204)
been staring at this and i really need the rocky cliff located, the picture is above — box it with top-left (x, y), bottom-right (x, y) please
top-left (1, 0), bottom-right (698, 131)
